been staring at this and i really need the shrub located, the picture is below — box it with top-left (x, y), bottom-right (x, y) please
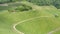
top-left (15, 5), bottom-right (32, 11)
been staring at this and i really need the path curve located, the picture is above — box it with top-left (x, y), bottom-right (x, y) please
top-left (47, 27), bottom-right (60, 34)
top-left (13, 16), bottom-right (60, 34)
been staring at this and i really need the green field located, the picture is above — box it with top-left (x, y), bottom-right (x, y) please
top-left (0, 1), bottom-right (60, 34)
top-left (16, 17), bottom-right (60, 34)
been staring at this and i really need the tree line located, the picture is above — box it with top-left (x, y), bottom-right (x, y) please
top-left (26, 0), bottom-right (60, 9)
top-left (0, 0), bottom-right (17, 3)
top-left (0, 0), bottom-right (60, 9)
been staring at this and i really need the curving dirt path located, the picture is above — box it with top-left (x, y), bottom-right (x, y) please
top-left (13, 16), bottom-right (60, 34)
top-left (47, 27), bottom-right (60, 34)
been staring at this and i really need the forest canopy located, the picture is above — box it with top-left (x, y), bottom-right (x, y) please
top-left (0, 0), bottom-right (60, 9)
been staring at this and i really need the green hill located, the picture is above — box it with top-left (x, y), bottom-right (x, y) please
top-left (0, 1), bottom-right (60, 34)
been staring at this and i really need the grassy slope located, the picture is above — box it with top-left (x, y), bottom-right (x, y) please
top-left (53, 30), bottom-right (60, 34)
top-left (16, 17), bottom-right (60, 34)
top-left (15, 2), bottom-right (60, 34)
top-left (52, 9), bottom-right (60, 34)
top-left (0, 9), bottom-right (52, 34)
top-left (0, 1), bottom-right (60, 34)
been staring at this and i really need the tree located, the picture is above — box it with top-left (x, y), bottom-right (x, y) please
top-left (26, 0), bottom-right (60, 9)
top-left (10, 0), bottom-right (12, 2)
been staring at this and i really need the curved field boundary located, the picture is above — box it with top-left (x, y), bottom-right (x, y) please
top-left (13, 16), bottom-right (59, 34)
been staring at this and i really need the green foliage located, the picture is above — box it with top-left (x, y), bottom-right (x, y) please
top-left (0, 0), bottom-right (17, 3)
top-left (0, 0), bottom-right (60, 9)
top-left (8, 7), bottom-right (15, 12)
top-left (15, 5), bottom-right (32, 11)
top-left (53, 0), bottom-right (60, 9)
top-left (8, 4), bottom-right (32, 12)
top-left (25, 0), bottom-right (60, 9)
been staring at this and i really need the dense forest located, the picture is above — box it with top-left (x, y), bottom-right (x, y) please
top-left (0, 0), bottom-right (60, 9)
top-left (26, 0), bottom-right (60, 9)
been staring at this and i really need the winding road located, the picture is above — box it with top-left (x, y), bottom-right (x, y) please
top-left (13, 16), bottom-right (60, 34)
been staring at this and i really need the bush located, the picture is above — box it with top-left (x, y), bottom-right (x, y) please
top-left (8, 7), bottom-right (15, 12)
top-left (15, 5), bottom-right (32, 11)
top-left (54, 14), bottom-right (59, 17)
